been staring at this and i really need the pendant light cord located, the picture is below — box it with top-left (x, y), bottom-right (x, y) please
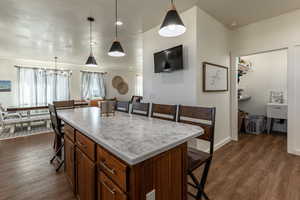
top-left (90, 19), bottom-right (93, 54)
top-left (54, 56), bottom-right (58, 71)
top-left (115, 0), bottom-right (118, 40)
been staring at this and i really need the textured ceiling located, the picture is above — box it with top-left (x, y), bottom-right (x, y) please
top-left (1, 0), bottom-right (300, 70)
top-left (197, 0), bottom-right (300, 28)
top-left (0, 0), bottom-right (198, 70)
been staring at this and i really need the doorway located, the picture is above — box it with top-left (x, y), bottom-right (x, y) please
top-left (237, 49), bottom-right (288, 138)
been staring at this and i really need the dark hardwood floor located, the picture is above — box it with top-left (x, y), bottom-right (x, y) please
top-left (0, 133), bottom-right (299, 200)
top-left (189, 133), bottom-right (300, 200)
top-left (0, 133), bottom-right (75, 200)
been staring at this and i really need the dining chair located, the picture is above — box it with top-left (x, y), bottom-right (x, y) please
top-left (0, 103), bottom-right (22, 119)
top-left (115, 101), bottom-right (130, 113)
top-left (53, 100), bottom-right (75, 110)
top-left (49, 104), bottom-right (64, 172)
top-left (88, 99), bottom-right (103, 107)
top-left (131, 102), bottom-right (150, 117)
top-left (130, 95), bottom-right (143, 103)
top-left (151, 103), bottom-right (177, 121)
top-left (178, 105), bottom-right (216, 200)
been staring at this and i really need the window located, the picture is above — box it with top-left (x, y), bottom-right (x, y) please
top-left (135, 74), bottom-right (143, 96)
top-left (18, 67), bottom-right (71, 106)
top-left (81, 72), bottom-right (106, 100)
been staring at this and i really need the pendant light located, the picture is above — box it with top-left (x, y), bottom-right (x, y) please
top-left (159, 0), bottom-right (186, 37)
top-left (85, 17), bottom-right (98, 67)
top-left (108, 0), bottom-right (125, 57)
top-left (49, 56), bottom-right (71, 77)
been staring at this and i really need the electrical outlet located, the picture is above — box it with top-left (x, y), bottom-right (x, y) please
top-left (146, 190), bottom-right (155, 200)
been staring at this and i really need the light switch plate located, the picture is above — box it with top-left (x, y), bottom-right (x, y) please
top-left (146, 190), bottom-right (155, 200)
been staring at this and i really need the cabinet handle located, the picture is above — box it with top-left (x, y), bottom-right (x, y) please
top-left (100, 162), bottom-right (115, 175)
top-left (102, 181), bottom-right (115, 195)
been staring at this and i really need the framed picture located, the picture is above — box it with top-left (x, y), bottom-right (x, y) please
top-left (0, 80), bottom-right (11, 92)
top-left (203, 62), bottom-right (228, 92)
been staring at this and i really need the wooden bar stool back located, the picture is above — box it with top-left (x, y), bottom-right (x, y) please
top-left (151, 103), bottom-right (177, 121)
top-left (115, 101), bottom-right (130, 113)
top-left (53, 100), bottom-right (75, 110)
top-left (49, 104), bottom-right (65, 172)
top-left (131, 102), bottom-right (150, 117)
top-left (178, 105), bottom-right (216, 200)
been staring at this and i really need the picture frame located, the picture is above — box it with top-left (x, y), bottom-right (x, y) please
top-left (0, 80), bottom-right (12, 92)
top-left (203, 62), bottom-right (228, 92)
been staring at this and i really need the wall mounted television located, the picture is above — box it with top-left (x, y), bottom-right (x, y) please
top-left (154, 45), bottom-right (183, 73)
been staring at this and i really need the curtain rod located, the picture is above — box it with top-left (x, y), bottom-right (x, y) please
top-left (80, 70), bottom-right (108, 74)
top-left (14, 65), bottom-right (71, 72)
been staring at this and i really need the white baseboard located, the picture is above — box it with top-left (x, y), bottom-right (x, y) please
top-left (194, 137), bottom-right (232, 153)
top-left (293, 149), bottom-right (300, 156)
top-left (214, 137), bottom-right (232, 151)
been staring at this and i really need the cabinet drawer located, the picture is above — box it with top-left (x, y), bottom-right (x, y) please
top-left (64, 123), bottom-right (75, 142)
top-left (76, 131), bottom-right (95, 161)
top-left (98, 172), bottom-right (127, 200)
top-left (267, 104), bottom-right (288, 119)
top-left (97, 146), bottom-right (128, 192)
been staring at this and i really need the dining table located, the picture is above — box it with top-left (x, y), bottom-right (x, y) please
top-left (6, 101), bottom-right (88, 112)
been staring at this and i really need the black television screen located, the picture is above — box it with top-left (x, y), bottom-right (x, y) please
top-left (154, 45), bottom-right (183, 73)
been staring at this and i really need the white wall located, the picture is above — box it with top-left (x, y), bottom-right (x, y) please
top-left (0, 58), bottom-right (137, 106)
top-left (105, 70), bottom-right (137, 101)
top-left (143, 6), bottom-right (231, 151)
top-left (196, 7), bottom-right (231, 150)
top-left (239, 50), bottom-right (288, 115)
top-left (143, 7), bottom-right (198, 106)
top-left (230, 9), bottom-right (300, 155)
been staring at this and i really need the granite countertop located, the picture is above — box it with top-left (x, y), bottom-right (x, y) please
top-left (58, 107), bottom-right (203, 165)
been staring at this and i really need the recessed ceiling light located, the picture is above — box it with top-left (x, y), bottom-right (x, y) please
top-left (231, 21), bottom-right (237, 27)
top-left (116, 21), bottom-right (123, 26)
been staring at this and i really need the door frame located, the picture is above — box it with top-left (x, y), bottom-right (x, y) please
top-left (230, 46), bottom-right (297, 155)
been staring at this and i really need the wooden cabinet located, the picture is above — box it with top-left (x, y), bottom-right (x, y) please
top-left (62, 120), bottom-right (187, 200)
top-left (64, 124), bottom-right (75, 142)
top-left (65, 137), bottom-right (76, 193)
top-left (76, 147), bottom-right (96, 200)
top-left (97, 146), bottom-right (128, 192)
top-left (97, 172), bottom-right (127, 200)
top-left (76, 131), bottom-right (96, 161)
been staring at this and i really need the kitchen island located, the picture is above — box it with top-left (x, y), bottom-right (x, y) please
top-left (58, 107), bottom-right (203, 200)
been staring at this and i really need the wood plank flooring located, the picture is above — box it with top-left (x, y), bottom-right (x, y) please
top-left (189, 133), bottom-right (300, 200)
top-left (0, 133), bottom-right (75, 200)
top-left (0, 133), bottom-right (299, 200)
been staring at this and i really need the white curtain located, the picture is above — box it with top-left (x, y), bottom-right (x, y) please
top-left (81, 72), bottom-right (106, 100)
top-left (18, 67), bottom-right (71, 106)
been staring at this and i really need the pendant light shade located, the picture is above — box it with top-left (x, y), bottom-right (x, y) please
top-left (108, 0), bottom-right (125, 57)
top-left (85, 17), bottom-right (98, 67)
top-left (108, 41), bottom-right (125, 57)
top-left (159, 1), bottom-right (186, 37)
top-left (85, 53), bottom-right (98, 67)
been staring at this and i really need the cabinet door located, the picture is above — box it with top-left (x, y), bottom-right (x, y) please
top-left (65, 137), bottom-right (75, 193)
top-left (97, 172), bottom-right (127, 200)
top-left (76, 148), bottom-right (96, 200)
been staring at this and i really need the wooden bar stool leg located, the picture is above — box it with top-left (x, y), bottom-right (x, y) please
top-left (195, 159), bottom-right (212, 200)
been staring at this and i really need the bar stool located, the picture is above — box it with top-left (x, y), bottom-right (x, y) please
top-left (49, 104), bottom-right (64, 172)
top-left (178, 105), bottom-right (216, 200)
